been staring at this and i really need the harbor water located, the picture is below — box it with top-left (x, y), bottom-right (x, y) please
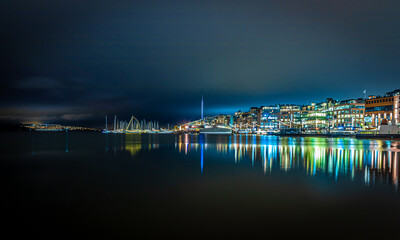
top-left (1, 132), bottom-right (400, 237)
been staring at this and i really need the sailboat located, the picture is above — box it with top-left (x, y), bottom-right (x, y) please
top-left (102, 115), bottom-right (111, 133)
top-left (125, 116), bottom-right (142, 134)
top-left (112, 115), bottom-right (123, 133)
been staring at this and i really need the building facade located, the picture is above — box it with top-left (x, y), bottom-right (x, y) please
top-left (260, 105), bottom-right (280, 130)
top-left (333, 99), bottom-right (365, 130)
top-left (278, 104), bottom-right (301, 129)
top-left (365, 89), bottom-right (400, 127)
top-left (301, 99), bottom-right (338, 131)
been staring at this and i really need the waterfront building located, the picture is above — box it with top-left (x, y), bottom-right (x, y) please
top-left (260, 105), bottom-right (280, 130)
top-left (333, 99), bottom-right (365, 130)
top-left (250, 107), bottom-right (262, 130)
top-left (244, 109), bottom-right (258, 130)
top-left (301, 98), bottom-right (338, 131)
top-left (233, 107), bottom-right (263, 131)
top-left (202, 116), bottom-right (215, 126)
top-left (278, 104), bottom-right (301, 129)
top-left (233, 111), bottom-right (248, 130)
top-left (212, 114), bottom-right (231, 125)
top-left (303, 107), bottom-right (327, 131)
top-left (225, 89), bottom-right (399, 133)
top-left (365, 89), bottom-right (400, 127)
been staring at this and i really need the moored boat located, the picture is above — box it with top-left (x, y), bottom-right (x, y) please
top-left (356, 124), bottom-right (400, 138)
top-left (199, 126), bottom-right (232, 134)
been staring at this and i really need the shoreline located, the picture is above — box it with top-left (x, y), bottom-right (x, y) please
top-left (3, 130), bottom-right (400, 140)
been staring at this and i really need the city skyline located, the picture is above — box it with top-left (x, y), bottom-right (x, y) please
top-left (9, 87), bottom-right (400, 129)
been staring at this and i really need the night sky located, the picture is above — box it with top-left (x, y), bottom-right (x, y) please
top-left (1, 0), bottom-right (400, 126)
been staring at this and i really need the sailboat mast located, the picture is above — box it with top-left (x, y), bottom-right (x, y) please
top-left (105, 115), bottom-right (108, 130)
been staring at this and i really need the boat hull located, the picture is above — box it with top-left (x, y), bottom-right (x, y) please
top-left (199, 127), bottom-right (232, 134)
top-left (355, 133), bottom-right (400, 139)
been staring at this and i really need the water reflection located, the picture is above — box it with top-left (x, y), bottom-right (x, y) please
top-left (121, 134), bottom-right (400, 190)
top-left (65, 132), bottom-right (69, 153)
top-left (121, 134), bottom-right (160, 156)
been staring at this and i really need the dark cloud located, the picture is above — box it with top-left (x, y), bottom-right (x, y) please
top-left (1, 0), bottom-right (400, 126)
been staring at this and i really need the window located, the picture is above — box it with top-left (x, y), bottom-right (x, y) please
top-left (366, 105), bottom-right (394, 112)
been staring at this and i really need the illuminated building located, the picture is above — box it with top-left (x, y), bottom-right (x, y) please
top-left (333, 99), bottom-right (365, 130)
top-left (301, 98), bottom-right (338, 131)
top-left (303, 107), bottom-right (327, 131)
top-left (260, 105), bottom-right (279, 130)
top-left (278, 104), bottom-right (301, 129)
top-left (233, 111), bottom-right (244, 129)
top-left (210, 114), bottom-right (231, 125)
top-left (233, 108), bottom-right (258, 130)
top-left (225, 89), bottom-right (398, 133)
top-left (365, 89), bottom-right (400, 127)
top-left (334, 100), bottom-right (365, 129)
top-left (250, 107), bottom-right (262, 130)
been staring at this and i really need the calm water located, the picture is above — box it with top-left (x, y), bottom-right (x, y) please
top-left (2, 132), bottom-right (400, 237)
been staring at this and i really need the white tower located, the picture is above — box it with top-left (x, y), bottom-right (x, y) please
top-left (201, 95), bottom-right (204, 120)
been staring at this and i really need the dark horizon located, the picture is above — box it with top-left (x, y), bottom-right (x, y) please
top-left (1, 1), bottom-right (400, 127)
